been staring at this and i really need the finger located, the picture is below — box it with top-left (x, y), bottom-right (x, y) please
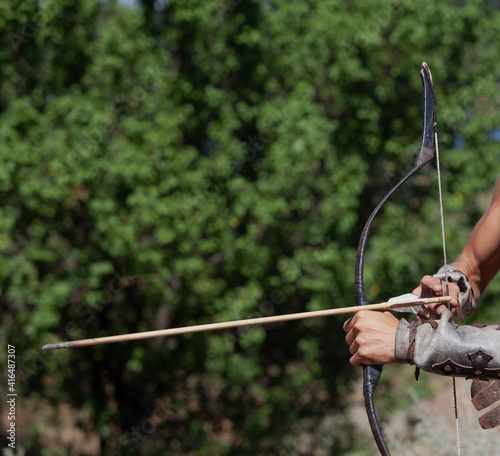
top-left (343, 316), bottom-right (354, 333)
top-left (434, 281), bottom-right (460, 308)
top-left (413, 275), bottom-right (458, 303)
top-left (413, 275), bottom-right (461, 308)
top-left (350, 352), bottom-right (362, 367)
top-left (420, 275), bottom-right (444, 295)
top-left (433, 303), bottom-right (449, 316)
top-left (345, 327), bottom-right (358, 346)
top-left (348, 339), bottom-right (359, 356)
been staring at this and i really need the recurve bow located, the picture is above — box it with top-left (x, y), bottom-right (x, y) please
top-left (354, 62), bottom-right (436, 455)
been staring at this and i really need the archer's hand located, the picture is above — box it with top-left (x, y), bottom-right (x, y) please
top-left (343, 311), bottom-right (399, 367)
top-left (412, 275), bottom-right (460, 320)
top-left (471, 379), bottom-right (500, 429)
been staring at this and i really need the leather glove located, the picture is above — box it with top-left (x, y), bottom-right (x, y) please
top-left (433, 265), bottom-right (476, 319)
top-left (471, 378), bottom-right (500, 429)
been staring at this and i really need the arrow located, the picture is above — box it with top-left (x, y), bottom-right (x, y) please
top-left (42, 296), bottom-right (450, 351)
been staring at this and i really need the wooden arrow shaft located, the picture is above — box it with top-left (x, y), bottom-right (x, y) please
top-left (41, 296), bottom-right (451, 351)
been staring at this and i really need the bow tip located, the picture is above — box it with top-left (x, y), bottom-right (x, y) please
top-left (420, 62), bottom-right (433, 85)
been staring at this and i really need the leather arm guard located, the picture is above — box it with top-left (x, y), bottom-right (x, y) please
top-left (395, 309), bottom-right (500, 381)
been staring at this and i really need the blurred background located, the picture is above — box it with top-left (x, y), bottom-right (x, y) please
top-left (1, 0), bottom-right (500, 454)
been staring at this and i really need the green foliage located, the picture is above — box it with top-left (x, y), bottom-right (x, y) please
top-left (1, 0), bottom-right (500, 454)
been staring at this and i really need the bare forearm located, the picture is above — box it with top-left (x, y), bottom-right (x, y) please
top-left (453, 176), bottom-right (500, 300)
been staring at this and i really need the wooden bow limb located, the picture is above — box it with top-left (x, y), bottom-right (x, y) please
top-left (42, 296), bottom-right (451, 351)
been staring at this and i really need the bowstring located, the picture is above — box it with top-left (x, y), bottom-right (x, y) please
top-left (435, 123), bottom-right (461, 456)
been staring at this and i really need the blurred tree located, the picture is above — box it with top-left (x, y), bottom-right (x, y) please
top-left (1, 0), bottom-right (500, 454)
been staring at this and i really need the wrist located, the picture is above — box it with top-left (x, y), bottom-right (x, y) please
top-left (452, 259), bottom-right (482, 300)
